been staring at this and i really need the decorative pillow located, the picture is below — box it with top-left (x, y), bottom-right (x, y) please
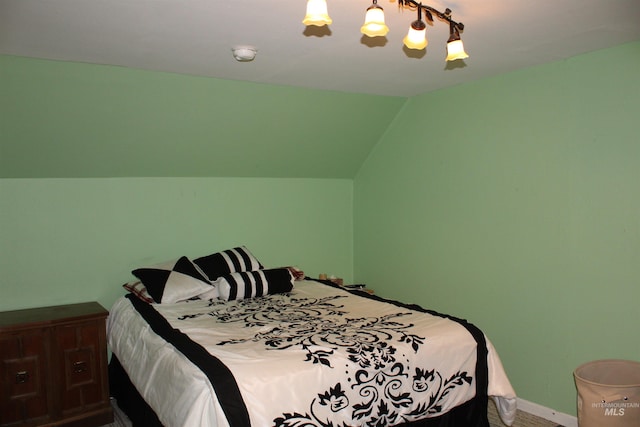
top-left (193, 246), bottom-right (263, 281)
top-left (132, 256), bottom-right (213, 304)
top-left (122, 280), bottom-right (155, 304)
top-left (215, 268), bottom-right (294, 301)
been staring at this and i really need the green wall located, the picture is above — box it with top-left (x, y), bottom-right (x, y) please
top-left (0, 177), bottom-right (353, 312)
top-left (354, 41), bottom-right (640, 415)
top-left (0, 55), bottom-right (405, 179)
top-left (0, 54), bottom-right (392, 313)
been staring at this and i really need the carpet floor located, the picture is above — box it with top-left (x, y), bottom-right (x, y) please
top-left (488, 399), bottom-right (564, 427)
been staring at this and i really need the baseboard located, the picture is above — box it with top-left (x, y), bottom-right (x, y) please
top-left (517, 398), bottom-right (577, 427)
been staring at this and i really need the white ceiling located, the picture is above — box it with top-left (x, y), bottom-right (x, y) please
top-left (1, 0), bottom-right (639, 97)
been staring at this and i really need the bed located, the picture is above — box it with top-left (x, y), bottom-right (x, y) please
top-left (107, 247), bottom-right (517, 427)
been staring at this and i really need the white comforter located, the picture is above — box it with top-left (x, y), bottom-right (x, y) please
top-left (108, 280), bottom-right (516, 426)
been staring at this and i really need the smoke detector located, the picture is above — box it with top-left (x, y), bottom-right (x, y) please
top-left (232, 46), bottom-right (257, 62)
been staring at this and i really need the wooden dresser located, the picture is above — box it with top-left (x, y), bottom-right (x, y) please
top-left (0, 302), bottom-right (113, 427)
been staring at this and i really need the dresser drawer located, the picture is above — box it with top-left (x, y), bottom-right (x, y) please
top-left (0, 329), bottom-right (52, 426)
top-left (54, 319), bottom-right (109, 418)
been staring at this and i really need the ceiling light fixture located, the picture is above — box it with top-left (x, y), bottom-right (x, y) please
top-left (302, 0), bottom-right (468, 61)
top-left (303, 0), bottom-right (332, 26)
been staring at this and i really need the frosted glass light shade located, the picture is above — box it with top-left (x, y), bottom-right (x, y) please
top-left (446, 39), bottom-right (469, 61)
top-left (303, 0), bottom-right (332, 26)
top-left (360, 5), bottom-right (389, 37)
top-left (232, 46), bottom-right (257, 62)
top-left (403, 21), bottom-right (427, 50)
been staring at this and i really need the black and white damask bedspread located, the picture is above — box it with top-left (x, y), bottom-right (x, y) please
top-left (108, 280), bottom-right (517, 427)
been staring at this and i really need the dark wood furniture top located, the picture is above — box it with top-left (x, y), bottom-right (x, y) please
top-left (0, 302), bottom-right (108, 330)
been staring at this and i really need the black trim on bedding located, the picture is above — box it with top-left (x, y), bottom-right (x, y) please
top-left (124, 293), bottom-right (251, 427)
top-left (109, 355), bottom-right (163, 427)
top-left (313, 278), bottom-right (490, 427)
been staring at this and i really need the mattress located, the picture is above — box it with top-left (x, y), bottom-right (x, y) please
top-left (107, 279), bottom-right (516, 426)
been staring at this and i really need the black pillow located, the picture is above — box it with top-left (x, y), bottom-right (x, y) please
top-left (193, 246), bottom-right (263, 281)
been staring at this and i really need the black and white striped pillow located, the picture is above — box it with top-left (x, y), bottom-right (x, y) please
top-left (193, 246), bottom-right (263, 281)
top-left (216, 268), bottom-right (294, 301)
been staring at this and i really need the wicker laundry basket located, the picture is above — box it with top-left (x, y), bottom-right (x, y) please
top-left (574, 359), bottom-right (640, 427)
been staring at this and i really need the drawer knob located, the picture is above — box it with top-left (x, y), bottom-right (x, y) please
top-left (73, 361), bottom-right (87, 373)
top-left (15, 370), bottom-right (30, 384)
